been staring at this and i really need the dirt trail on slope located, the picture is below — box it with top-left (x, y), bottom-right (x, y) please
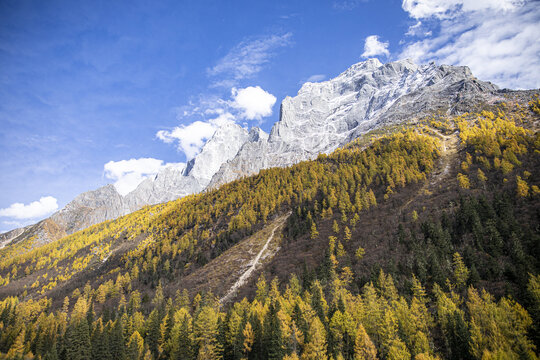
top-left (177, 213), bottom-right (290, 302)
top-left (220, 212), bottom-right (291, 304)
top-left (400, 128), bottom-right (459, 212)
top-left (430, 128), bottom-right (459, 183)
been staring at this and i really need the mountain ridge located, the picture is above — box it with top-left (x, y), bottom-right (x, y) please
top-left (0, 58), bottom-right (501, 247)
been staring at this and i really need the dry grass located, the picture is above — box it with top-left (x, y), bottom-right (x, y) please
top-left (172, 213), bottom-right (289, 299)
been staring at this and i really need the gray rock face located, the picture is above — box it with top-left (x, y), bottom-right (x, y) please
top-left (51, 184), bottom-right (125, 234)
top-left (186, 122), bottom-right (249, 187)
top-left (208, 58), bottom-right (499, 188)
top-left (1, 59), bottom-right (501, 247)
top-left (0, 226), bottom-right (27, 249)
top-left (124, 164), bottom-right (191, 212)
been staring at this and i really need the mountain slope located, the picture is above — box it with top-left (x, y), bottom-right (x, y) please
top-left (0, 96), bottom-right (539, 359)
top-left (1, 97), bottom-right (538, 301)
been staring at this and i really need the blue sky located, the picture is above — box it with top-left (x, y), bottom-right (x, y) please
top-left (1, 0), bottom-right (539, 232)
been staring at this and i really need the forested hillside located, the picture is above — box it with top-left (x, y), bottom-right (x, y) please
top-left (0, 96), bottom-right (539, 359)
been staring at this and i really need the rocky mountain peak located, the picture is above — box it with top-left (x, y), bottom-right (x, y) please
top-left (210, 58), bottom-right (500, 189)
top-left (185, 122), bottom-right (249, 186)
top-left (248, 127), bottom-right (269, 143)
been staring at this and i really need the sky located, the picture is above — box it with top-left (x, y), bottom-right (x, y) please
top-left (0, 0), bottom-right (539, 232)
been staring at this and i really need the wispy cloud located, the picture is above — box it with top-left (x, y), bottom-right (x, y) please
top-left (405, 21), bottom-right (432, 37)
top-left (333, 0), bottom-right (369, 10)
top-left (207, 33), bottom-right (292, 86)
top-left (108, 32), bottom-right (288, 193)
top-left (157, 33), bottom-right (287, 160)
top-left (400, 0), bottom-right (539, 89)
top-left (306, 74), bottom-right (327, 82)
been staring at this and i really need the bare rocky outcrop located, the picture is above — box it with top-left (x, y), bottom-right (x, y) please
top-left (208, 58), bottom-right (499, 188)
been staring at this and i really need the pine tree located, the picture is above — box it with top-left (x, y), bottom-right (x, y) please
top-left (386, 339), bottom-right (411, 360)
top-left (143, 348), bottom-right (153, 360)
top-left (65, 318), bottom-right (91, 360)
top-left (177, 289), bottom-right (190, 309)
top-left (310, 222), bottom-right (319, 239)
top-left (477, 168), bottom-right (487, 183)
top-left (292, 302), bottom-right (309, 346)
top-left (194, 306), bottom-right (222, 359)
top-left (457, 173), bottom-right (470, 189)
top-left (91, 318), bottom-right (111, 360)
top-left (152, 280), bottom-right (164, 307)
top-left (444, 310), bottom-right (472, 360)
top-left (109, 317), bottom-right (126, 360)
top-left (452, 252), bottom-right (469, 289)
top-left (63, 296), bottom-right (70, 314)
top-left (126, 331), bottom-right (145, 360)
top-left (516, 176), bottom-right (529, 197)
top-left (367, 190), bottom-right (377, 207)
top-left (301, 317), bottom-right (327, 360)
top-left (311, 281), bottom-right (328, 323)
top-left (379, 309), bottom-right (399, 355)
top-left (43, 343), bottom-right (59, 360)
top-left (243, 321), bottom-right (254, 358)
top-left (353, 324), bottom-right (377, 360)
top-left (170, 312), bottom-right (193, 360)
top-left (344, 226), bottom-right (352, 242)
top-left (467, 287), bottom-right (536, 359)
top-left (264, 302), bottom-right (284, 360)
top-left (377, 270), bottom-right (398, 302)
top-left (145, 309), bottom-right (161, 358)
top-left (255, 274), bottom-right (268, 303)
top-left (284, 353), bottom-right (300, 360)
top-left (333, 220), bottom-right (340, 234)
top-left (7, 327), bottom-right (25, 359)
top-left (355, 247), bottom-right (365, 261)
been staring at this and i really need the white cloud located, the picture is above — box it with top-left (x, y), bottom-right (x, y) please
top-left (306, 74), bottom-right (327, 82)
top-left (231, 86), bottom-right (277, 121)
top-left (400, 0), bottom-right (540, 89)
top-left (158, 86), bottom-right (277, 157)
top-left (402, 0), bottom-right (523, 19)
top-left (361, 35), bottom-right (390, 58)
top-left (156, 112), bottom-right (236, 160)
top-left (157, 121), bottom-right (217, 158)
top-left (0, 196), bottom-right (58, 220)
top-left (207, 33), bottom-right (292, 85)
top-left (104, 158), bottom-right (185, 195)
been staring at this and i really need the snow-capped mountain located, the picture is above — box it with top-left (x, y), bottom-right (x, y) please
top-left (1, 59), bottom-right (500, 246)
top-left (208, 58), bottom-right (498, 187)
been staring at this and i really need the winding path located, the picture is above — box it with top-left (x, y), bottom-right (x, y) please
top-left (399, 127), bottom-right (458, 213)
top-left (220, 214), bottom-right (289, 303)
